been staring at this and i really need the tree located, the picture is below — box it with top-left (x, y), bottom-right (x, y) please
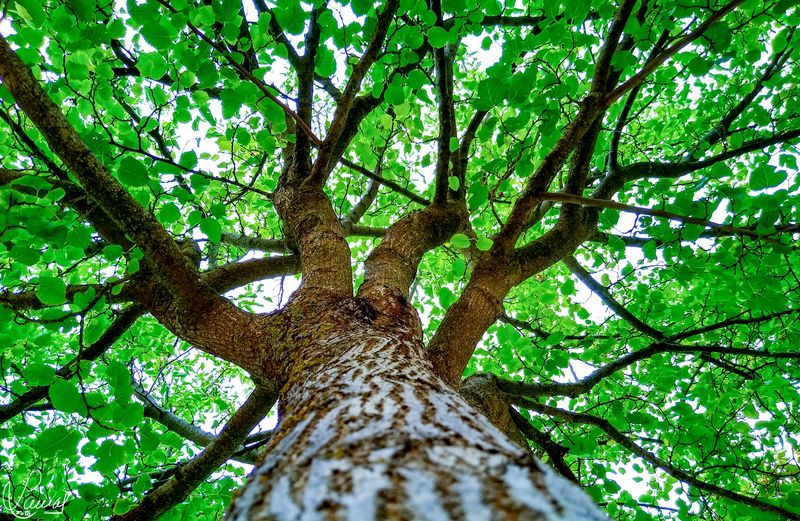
top-left (0, 0), bottom-right (799, 518)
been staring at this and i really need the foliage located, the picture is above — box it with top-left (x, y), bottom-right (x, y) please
top-left (0, 0), bottom-right (799, 519)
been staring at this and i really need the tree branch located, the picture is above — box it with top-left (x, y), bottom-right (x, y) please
top-left (135, 383), bottom-right (271, 465)
top-left (607, 29), bottom-right (670, 172)
top-left (358, 202), bottom-right (466, 308)
top-left (538, 192), bottom-right (791, 244)
top-left (0, 109), bottom-right (132, 248)
top-left (309, 0), bottom-right (400, 184)
top-left (451, 109), bottom-right (488, 200)
top-left (605, 0), bottom-right (745, 105)
top-left (591, 0), bottom-right (638, 92)
top-left (0, 306), bottom-right (144, 425)
top-left (115, 385), bottom-right (277, 521)
top-left (515, 399), bottom-right (800, 520)
top-left (339, 156), bottom-right (429, 206)
top-left (0, 36), bottom-right (238, 319)
top-left (669, 309), bottom-right (799, 342)
top-left (619, 128), bottom-right (800, 183)
top-left (431, 0), bottom-right (456, 204)
top-left (164, 1), bottom-right (321, 146)
top-left (683, 28), bottom-right (794, 161)
top-left (563, 255), bottom-right (664, 339)
top-left (509, 408), bottom-right (578, 483)
top-left (1, 255), bottom-right (301, 312)
top-left (497, 341), bottom-right (800, 399)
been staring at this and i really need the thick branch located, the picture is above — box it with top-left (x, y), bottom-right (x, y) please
top-left (607, 30), bottom-right (670, 172)
top-left (0, 110), bottom-right (131, 247)
top-left (293, 4), bottom-right (325, 166)
top-left (358, 202), bottom-right (466, 306)
top-left (429, 221), bottom-right (598, 385)
top-left (1, 255), bottom-right (300, 311)
top-left (452, 109), bottom-right (488, 200)
top-left (669, 309), bottom-right (799, 342)
top-left (620, 128), bottom-right (800, 182)
top-left (490, 91), bottom-right (605, 254)
top-left (272, 184), bottom-right (353, 297)
top-left (432, 0), bottom-right (456, 204)
top-left (257, 2), bottom-right (341, 100)
top-left (0, 38), bottom-right (269, 371)
top-left (509, 408), bottom-right (578, 483)
top-left (341, 180), bottom-right (379, 229)
top-left (591, 0), bottom-right (637, 92)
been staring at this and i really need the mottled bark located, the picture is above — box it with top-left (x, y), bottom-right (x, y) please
top-left (227, 302), bottom-right (605, 520)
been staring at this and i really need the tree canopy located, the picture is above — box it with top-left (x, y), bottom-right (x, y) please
top-left (0, 0), bottom-right (799, 519)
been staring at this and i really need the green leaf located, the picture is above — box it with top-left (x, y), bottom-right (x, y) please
top-left (14, 0), bottom-right (46, 25)
top-left (113, 499), bottom-right (135, 516)
top-left (93, 440), bottom-right (129, 474)
top-left (179, 150), bottom-right (198, 169)
top-left (46, 187), bottom-right (66, 202)
top-left (23, 363), bottom-right (56, 386)
top-left (274, 2), bottom-right (306, 34)
top-left (385, 83), bottom-right (405, 105)
top-left (34, 426), bottom-right (81, 458)
top-left (467, 184), bottom-right (489, 211)
top-left (118, 157), bottom-right (150, 187)
top-left (111, 400), bottom-right (144, 428)
top-left (315, 47), bottom-right (336, 77)
top-left (137, 53), bottom-right (168, 79)
top-left (475, 237), bottom-right (493, 251)
top-left (448, 176), bottom-right (460, 190)
top-left (450, 233), bottom-right (470, 249)
top-left (427, 27), bottom-right (449, 48)
top-left (200, 218), bottom-right (223, 244)
top-left (158, 202), bottom-right (182, 224)
top-left (138, 424), bottom-right (161, 451)
top-left (83, 321), bottom-right (105, 345)
top-left (438, 287), bottom-right (456, 307)
top-left (140, 22), bottom-right (175, 51)
top-left (10, 243), bottom-right (40, 266)
top-left (132, 475), bottom-right (153, 496)
top-left (50, 378), bottom-right (87, 416)
top-left (749, 165), bottom-right (786, 191)
top-left (103, 361), bottom-right (133, 400)
top-left (473, 77), bottom-right (508, 110)
top-left (351, 0), bottom-right (372, 16)
top-left (451, 258), bottom-right (466, 276)
top-left (742, 402), bottom-right (759, 419)
top-left (37, 275), bottom-right (67, 306)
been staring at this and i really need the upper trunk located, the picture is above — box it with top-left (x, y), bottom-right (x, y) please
top-left (227, 301), bottom-right (606, 520)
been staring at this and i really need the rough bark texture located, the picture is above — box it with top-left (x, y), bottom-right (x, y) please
top-left (226, 303), bottom-right (605, 520)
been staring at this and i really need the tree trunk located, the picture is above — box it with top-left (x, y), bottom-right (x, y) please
top-left (226, 308), bottom-right (606, 520)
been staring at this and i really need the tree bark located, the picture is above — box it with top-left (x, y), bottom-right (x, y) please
top-left (226, 302), bottom-right (605, 520)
